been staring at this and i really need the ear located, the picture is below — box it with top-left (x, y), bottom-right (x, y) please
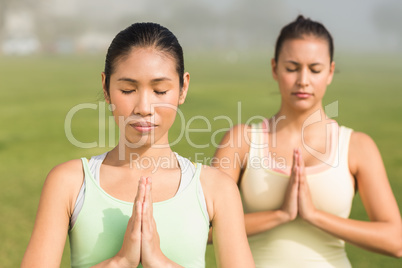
top-left (326, 61), bottom-right (335, 85)
top-left (178, 72), bottom-right (190, 105)
top-left (271, 58), bottom-right (278, 81)
top-left (101, 72), bottom-right (110, 104)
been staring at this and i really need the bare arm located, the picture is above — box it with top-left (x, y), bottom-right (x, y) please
top-left (298, 132), bottom-right (402, 257)
top-left (212, 125), bottom-right (297, 237)
top-left (201, 166), bottom-right (254, 267)
top-left (21, 160), bottom-right (84, 268)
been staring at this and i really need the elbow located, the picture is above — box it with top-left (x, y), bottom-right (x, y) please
top-left (381, 241), bottom-right (402, 258)
top-left (396, 226), bottom-right (402, 258)
top-left (396, 251), bottom-right (402, 259)
top-left (390, 246), bottom-right (402, 258)
top-left (393, 242), bottom-right (402, 258)
top-left (387, 222), bottom-right (402, 258)
top-left (389, 229), bottom-right (402, 258)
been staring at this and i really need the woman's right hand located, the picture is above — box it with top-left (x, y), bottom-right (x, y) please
top-left (113, 177), bottom-right (146, 267)
top-left (279, 149), bottom-right (300, 222)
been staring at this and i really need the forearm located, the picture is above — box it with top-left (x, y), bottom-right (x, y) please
top-left (211, 209), bottom-right (288, 240)
top-left (308, 210), bottom-right (402, 257)
top-left (245, 210), bottom-right (289, 236)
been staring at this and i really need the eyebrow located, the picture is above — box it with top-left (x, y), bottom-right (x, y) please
top-left (117, 77), bottom-right (172, 83)
top-left (286, 60), bottom-right (324, 67)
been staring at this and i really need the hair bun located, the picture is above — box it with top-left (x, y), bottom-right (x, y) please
top-left (296, 15), bottom-right (306, 22)
top-left (274, 14), bottom-right (334, 62)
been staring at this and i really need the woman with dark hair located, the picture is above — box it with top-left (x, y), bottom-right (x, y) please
top-left (212, 15), bottom-right (402, 267)
top-left (22, 22), bottom-right (254, 268)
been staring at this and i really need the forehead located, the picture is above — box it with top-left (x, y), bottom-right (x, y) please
top-left (279, 37), bottom-right (330, 63)
top-left (113, 47), bottom-right (178, 79)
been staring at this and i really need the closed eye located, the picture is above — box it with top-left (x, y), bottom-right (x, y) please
top-left (154, 90), bottom-right (167, 95)
top-left (121, 89), bottom-right (136, 94)
top-left (286, 68), bottom-right (297, 72)
top-left (311, 69), bottom-right (321, 74)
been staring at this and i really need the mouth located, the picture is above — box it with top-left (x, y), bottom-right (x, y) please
top-left (130, 122), bottom-right (157, 133)
top-left (292, 92), bottom-right (313, 99)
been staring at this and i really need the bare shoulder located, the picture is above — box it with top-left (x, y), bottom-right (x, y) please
top-left (46, 158), bottom-right (84, 186)
top-left (200, 165), bottom-right (239, 193)
top-left (228, 123), bottom-right (252, 143)
top-left (349, 131), bottom-right (379, 160)
top-left (213, 123), bottom-right (253, 179)
top-left (349, 131), bottom-right (383, 176)
top-left (350, 131), bottom-right (377, 149)
top-left (199, 165), bottom-right (242, 220)
top-left (43, 159), bottom-right (85, 210)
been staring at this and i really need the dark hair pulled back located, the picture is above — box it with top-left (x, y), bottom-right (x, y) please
top-left (274, 15), bottom-right (334, 62)
top-left (104, 22), bottom-right (184, 96)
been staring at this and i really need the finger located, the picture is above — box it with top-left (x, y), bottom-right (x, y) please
top-left (142, 200), bottom-right (149, 234)
top-left (142, 179), bottom-right (153, 235)
top-left (133, 200), bottom-right (142, 234)
top-left (299, 149), bottom-right (305, 172)
top-left (294, 166), bottom-right (300, 185)
top-left (290, 149), bottom-right (298, 185)
top-left (147, 177), bottom-right (153, 215)
top-left (144, 177), bottom-right (151, 210)
top-left (291, 149), bottom-right (297, 172)
top-left (295, 149), bottom-right (301, 182)
top-left (152, 218), bottom-right (160, 243)
top-left (146, 178), bottom-right (153, 222)
top-left (297, 150), bottom-right (305, 180)
top-left (138, 176), bottom-right (146, 201)
top-left (133, 177), bottom-right (146, 214)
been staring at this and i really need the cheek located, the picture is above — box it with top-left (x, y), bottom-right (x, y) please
top-left (278, 74), bottom-right (294, 89)
top-left (158, 92), bottom-right (181, 107)
top-left (156, 105), bottom-right (178, 121)
top-left (313, 76), bottom-right (330, 89)
top-left (153, 94), bottom-right (181, 123)
top-left (112, 97), bottom-right (132, 114)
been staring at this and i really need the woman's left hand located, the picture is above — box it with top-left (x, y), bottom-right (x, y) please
top-left (296, 149), bottom-right (317, 222)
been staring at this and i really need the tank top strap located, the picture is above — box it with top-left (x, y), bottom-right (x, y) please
top-left (80, 157), bottom-right (100, 190)
top-left (337, 126), bottom-right (353, 168)
top-left (69, 158), bottom-right (91, 228)
top-left (249, 121), bottom-right (268, 159)
top-left (190, 163), bottom-right (210, 227)
top-left (81, 157), bottom-right (91, 179)
top-left (87, 153), bottom-right (107, 184)
top-left (70, 156), bottom-right (107, 228)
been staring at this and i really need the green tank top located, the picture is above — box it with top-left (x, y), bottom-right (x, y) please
top-left (68, 158), bottom-right (209, 268)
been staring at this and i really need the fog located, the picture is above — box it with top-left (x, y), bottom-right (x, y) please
top-left (0, 0), bottom-right (401, 55)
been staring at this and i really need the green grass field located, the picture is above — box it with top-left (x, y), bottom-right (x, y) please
top-left (1, 52), bottom-right (401, 267)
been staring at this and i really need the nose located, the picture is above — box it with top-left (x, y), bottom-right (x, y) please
top-left (133, 90), bottom-right (153, 117)
top-left (297, 68), bottom-right (309, 87)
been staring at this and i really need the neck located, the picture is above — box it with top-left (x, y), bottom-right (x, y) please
top-left (106, 139), bottom-right (175, 169)
top-left (273, 103), bottom-right (328, 132)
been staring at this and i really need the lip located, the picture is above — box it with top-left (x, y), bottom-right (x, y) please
top-left (130, 122), bottom-right (157, 133)
top-left (292, 92), bottom-right (313, 99)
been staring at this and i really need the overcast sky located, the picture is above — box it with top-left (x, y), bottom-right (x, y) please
top-left (282, 0), bottom-right (400, 52)
top-left (199, 0), bottom-right (401, 52)
top-left (2, 0), bottom-right (401, 53)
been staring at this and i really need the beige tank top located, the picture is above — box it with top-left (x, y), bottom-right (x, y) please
top-left (240, 120), bottom-right (354, 267)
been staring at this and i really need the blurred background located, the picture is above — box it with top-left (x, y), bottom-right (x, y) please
top-left (1, 0), bottom-right (401, 56)
top-left (1, 0), bottom-right (401, 267)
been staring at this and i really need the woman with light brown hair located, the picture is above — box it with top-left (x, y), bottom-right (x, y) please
top-left (213, 15), bottom-right (402, 267)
